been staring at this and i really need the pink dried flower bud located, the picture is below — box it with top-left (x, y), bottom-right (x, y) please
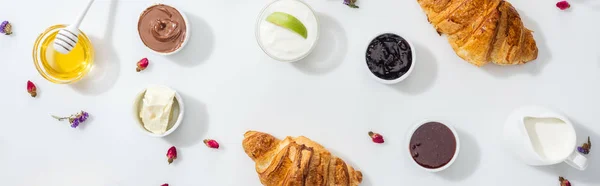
top-left (161, 184), bottom-right (169, 186)
top-left (166, 146), bottom-right (177, 164)
top-left (136, 58), bottom-right (149, 72)
top-left (556, 1), bottom-right (570, 10)
top-left (204, 139), bottom-right (220, 149)
top-left (559, 176), bottom-right (571, 186)
top-left (368, 131), bottom-right (384, 144)
top-left (27, 80), bottom-right (37, 97)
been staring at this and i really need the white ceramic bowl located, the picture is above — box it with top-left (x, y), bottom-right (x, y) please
top-left (132, 86), bottom-right (184, 137)
top-left (137, 3), bottom-right (190, 56)
top-left (406, 119), bottom-right (460, 172)
top-left (365, 33), bottom-right (416, 84)
top-left (255, 0), bottom-right (320, 62)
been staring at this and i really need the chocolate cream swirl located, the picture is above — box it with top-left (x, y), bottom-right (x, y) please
top-left (151, 18), bottom-right (183, 42)
top-left (138, 5), bottom-right (187, 53)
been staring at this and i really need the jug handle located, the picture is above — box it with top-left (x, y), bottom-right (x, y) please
top-left (564, 150), bottom-right (588, 171)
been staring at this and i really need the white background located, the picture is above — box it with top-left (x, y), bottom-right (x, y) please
top-left (1, 0), bottom-right (599, 185)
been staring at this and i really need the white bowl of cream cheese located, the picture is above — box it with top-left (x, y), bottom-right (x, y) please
top-left (133, 85), bottom-right (184, 137)
top-left (255, 0), bottom-right (319, 62)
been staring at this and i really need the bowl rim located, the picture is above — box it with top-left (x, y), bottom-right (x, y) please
top-left (254, 0), bottom-right (320, 62)
top-left (133, 86), bottom-right (185, 137)
top-left (137, 3), bottom-right (190, 56)
top-left (406, 119), bottom-right (460, 172)
top-left (32, 24), bottom-right (95, 84)
top-left (364, 32), bottom-right (416, 84)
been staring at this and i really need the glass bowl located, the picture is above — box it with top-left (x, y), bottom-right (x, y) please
top-left (33, 24), bottom-right (94, 84)
top-left (255, 0), bottom-right (320, 62)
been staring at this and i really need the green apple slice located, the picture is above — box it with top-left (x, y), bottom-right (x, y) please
top-left (266, 12), bottom-right (308, 39)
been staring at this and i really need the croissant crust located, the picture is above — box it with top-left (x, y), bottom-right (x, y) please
top-left (242, 131), bottom-right (363, 186)
top-left (417, 0), bottom-right (538, 66)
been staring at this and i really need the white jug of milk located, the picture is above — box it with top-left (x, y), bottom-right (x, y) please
top-left (504, 106), bottom-right (588, 170)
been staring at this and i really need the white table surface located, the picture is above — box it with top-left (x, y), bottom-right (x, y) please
top-left (2, 0), bottom-right (600, 185)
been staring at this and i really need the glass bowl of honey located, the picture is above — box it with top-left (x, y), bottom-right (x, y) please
top-left (33, 24), bottom-right (94, 84)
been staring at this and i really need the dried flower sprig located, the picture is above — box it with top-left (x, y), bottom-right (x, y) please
top-left (559, 176), bottom-right (572, 186)
top-left (556, 1), bottom-right (570, 10)
top-left (167, 146), bottom-right (177, 164)
top-left (577, 136), bottom-right (591, 155)
top-left (344, 0), bottom-right (359, 8)
top-left (52, 111), bottom-right (89, 128)
top-left (0, 21), bottom-right (12, 35)
top-left (368, 131), bottom-right (384, 144)
top-left (204, 139), bottom-right (220, 149)
top-left (27, 81), bottom-right (37, 97)
top-left (136, 58), bottom-right (149, 72)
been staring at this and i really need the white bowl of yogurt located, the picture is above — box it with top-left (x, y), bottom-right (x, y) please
top-left (255, 0), bottom-right (319, 62)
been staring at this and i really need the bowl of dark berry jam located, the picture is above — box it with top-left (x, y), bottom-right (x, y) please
top-left (407, 120), bottom-right (460, 172)
top-left (365, 33), bottom-right (415, 84)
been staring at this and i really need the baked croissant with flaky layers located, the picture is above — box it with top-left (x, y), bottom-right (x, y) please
top-left (242, 131), bottom-right (363, 186)
top-left (417, 0), bottom-right (538, 66)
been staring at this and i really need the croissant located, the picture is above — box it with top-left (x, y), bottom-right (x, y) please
top-left (242, 131), bottom-right (363, 186)
top-left (417, 0), bottom-right (538, 66)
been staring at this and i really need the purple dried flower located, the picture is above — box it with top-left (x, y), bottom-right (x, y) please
top-left (0, 21), bottom-right (7, 30)
top-left (78, 111), bottom-right (89, 122)
top-left (0, 21), bottom-right (12, 35)
top-left (578, 136), bottom-right (592, 155)
top-left (82, 111), bottom-right (89, 120)
top-left (52, 110), bottom-right (89, 128)
top-left (344, 0), bottom-right (359, 8)
top-left (71, 119), bottom-right (80, 128)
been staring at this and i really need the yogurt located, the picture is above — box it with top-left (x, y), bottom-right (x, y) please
top-left (256, 0), bottom-right (319, 62)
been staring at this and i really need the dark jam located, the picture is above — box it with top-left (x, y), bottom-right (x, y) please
top-left (365, 33), bottom-right (412, 80)
top-left (409, 122), bottom-right (456, 169)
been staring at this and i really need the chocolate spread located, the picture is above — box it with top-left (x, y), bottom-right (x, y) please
top-left (138, 4), bottom-right (187, 53)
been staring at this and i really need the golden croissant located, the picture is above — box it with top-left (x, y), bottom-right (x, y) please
top-left (417, 0), bottom-right (538, 66)
top-left (242, 131), bottom-right (363, 186)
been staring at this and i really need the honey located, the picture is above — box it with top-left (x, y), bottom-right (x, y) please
top-left (33, 25), bottom-right (94, 84)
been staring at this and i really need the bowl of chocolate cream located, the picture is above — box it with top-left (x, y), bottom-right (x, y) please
top-left (138, 4), bottom-right (189, 55)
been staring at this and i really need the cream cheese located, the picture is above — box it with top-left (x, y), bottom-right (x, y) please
top-left (139, 86), bottom-right (176, 134)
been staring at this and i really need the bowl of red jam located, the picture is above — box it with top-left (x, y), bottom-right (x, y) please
top-left (407, 120), bottom-right (460, 172)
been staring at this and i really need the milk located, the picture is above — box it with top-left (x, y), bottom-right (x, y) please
top-left (524, 117), bottom-right (576, 161)
top-left (504, 106), bottom-right (588, 170)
